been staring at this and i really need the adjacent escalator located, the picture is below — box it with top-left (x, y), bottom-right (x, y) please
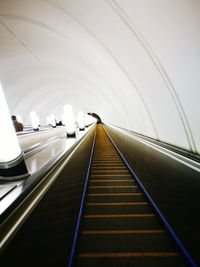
top-left (0, 127), bottom-right (96, 267)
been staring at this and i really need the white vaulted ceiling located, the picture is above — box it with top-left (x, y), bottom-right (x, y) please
top-left (0, 0), bottom-right (199, 153)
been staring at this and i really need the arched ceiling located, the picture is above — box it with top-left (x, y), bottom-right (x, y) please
top-left (0, 0), bottom-right (199, 153)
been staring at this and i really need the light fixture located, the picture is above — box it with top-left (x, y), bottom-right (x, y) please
top-left (17, 114), bottom-right (23, 124)
top-left (36, 115), bottom-right (40, 127)
top-left (30, 111), bottom-right (39, 131)
top-left (46, 116), bottom-right (51, 125)
top-left (63, 104), bottom-right (76, 137)
top-left (50, 113), bottom-right (56, 128)
top-left (77, 111), bottom-right (85, 131)
top-left (0, 83), bottom-right (29, 179)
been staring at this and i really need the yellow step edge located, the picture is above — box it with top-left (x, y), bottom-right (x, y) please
top-left (82, 230), bottom-right (164, 235)
top-left (79, 252), bottom-right (179, 258)
top-left (88, 193), bottom-right (142, 196)
top-left (84, 213), bottom-right (154, 218)
top-left (88, 185), bottom-right (138, 188)
top-left (86, 202), bottom-right (148, 206)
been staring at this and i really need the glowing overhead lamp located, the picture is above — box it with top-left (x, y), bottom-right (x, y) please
top-left (46, 116), bottom-right (51, 125)
top-left (30, 111), bottom-right (39, 131)
top-left (36, 115), bottom-right (40, 127)
top-left (17, 114), bottom-right (23, 124)
top-left (63, 104), bottom-right (76, 137)
top-left (50, 113), bottom-right (56, 128)
top-left (77, 111), bottom-right (85, 131)
top-left (0, 83), bottom-right (29, 179)
top-left (61, 115), bottom-right (65, 125)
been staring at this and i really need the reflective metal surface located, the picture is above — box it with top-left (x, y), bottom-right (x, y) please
top-left (0, 126), bottom-right (94, 216)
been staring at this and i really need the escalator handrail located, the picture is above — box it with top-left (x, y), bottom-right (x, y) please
top-left (68, 130), bottom-right (97, 267)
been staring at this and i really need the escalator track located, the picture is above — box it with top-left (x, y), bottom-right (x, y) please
top-left (73, 125), bottom-right (187, 267)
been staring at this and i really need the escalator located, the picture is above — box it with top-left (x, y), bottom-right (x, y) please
top-left (1, 125), bottom-right (191, 266)
top-left (73, 125), bottom-right (187, 267)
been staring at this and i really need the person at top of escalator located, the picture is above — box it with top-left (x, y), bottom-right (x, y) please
top-left (11, 115), bottom-right (23, 132)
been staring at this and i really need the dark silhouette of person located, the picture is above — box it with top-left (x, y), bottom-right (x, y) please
top-left (11, 115), bottom-right (23, 132)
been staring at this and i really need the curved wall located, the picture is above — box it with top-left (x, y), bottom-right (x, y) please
top-left (0, 0), bottom-right (199, 153)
